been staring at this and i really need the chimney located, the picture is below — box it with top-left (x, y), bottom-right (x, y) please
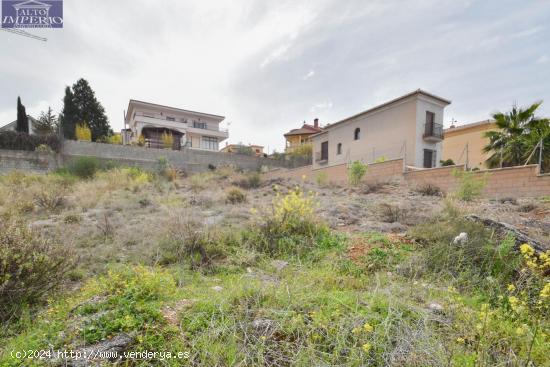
top-left (314, 118), bottom-right (319, 128)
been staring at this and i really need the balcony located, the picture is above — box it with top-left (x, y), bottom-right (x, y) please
top-left (423, 122), bottom-right (443, 142)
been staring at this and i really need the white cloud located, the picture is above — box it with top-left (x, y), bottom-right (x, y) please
top-left (310, 100), bottom-right (333, 113)
top-left (302, 69), bottom-right (315, 80)
top-left (0, 0), bottom-right (549, 153)
top-left (536, 55), bottom-right (549, 64)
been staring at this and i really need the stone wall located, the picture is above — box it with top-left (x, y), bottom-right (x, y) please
top-left (0, 149), bottom-right (61, 174)
top-left (61, 141), bottom-right (288, 173)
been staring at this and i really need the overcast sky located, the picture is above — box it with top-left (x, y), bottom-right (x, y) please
top-left (1, 0), bottom-right (549, 152)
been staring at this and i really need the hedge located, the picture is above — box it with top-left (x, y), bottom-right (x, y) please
top-left (0, 131), bottom-right (61, 152)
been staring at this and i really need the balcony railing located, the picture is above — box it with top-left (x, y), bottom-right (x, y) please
top-left (423, 122), bottom-right (443, 140)
top-left (135, 112), bottom-right (228, 133)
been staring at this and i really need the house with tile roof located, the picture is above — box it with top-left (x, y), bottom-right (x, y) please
top-left (283, 118), bottom-right (323, 153)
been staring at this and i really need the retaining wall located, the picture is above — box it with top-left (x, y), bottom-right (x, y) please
top-left (265, 159), bottom-right (550, 198)
top-left (265, 158), bottom-right (404, 185)
top-left (0, 149), bottom-right (61, 174)
top-left (61, 141), bottom-right (288, 173)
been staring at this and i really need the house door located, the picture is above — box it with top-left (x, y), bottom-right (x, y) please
top-left (321, 141), bottom-right (329, 160)
top-left (423, 149), bottom-right (436, 168)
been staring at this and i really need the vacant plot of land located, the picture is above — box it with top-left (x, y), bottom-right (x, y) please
top-left (0, 162), bottom-right (548, 366)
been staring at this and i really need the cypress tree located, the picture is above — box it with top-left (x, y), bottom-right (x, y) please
top-left (16, 96), bottom-right (29, 133)
top-left (59, 86), bottom-right (77, 139)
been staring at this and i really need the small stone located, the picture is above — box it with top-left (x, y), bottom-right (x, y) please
top-left (453, 232), bottom-right (468, 245)
top-left (211, 286), bottom-right (223, 292)
top-left (428, 302), bottom-right (444, 313)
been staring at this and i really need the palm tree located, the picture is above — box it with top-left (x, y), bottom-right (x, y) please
top-left (484, 102), bottom-right (549, 170)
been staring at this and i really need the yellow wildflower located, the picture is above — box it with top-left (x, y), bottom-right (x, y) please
top-left (520, 244), bottom-right (534, 256)
top-left (362, 343), bottom-right (372, 353)
top-left (540, 283), bottom-right (550, 299)
top-left (456, 337), bottom-right (465, 344)
top-left (507, 284), bottom-right (516, 292)
top-left (363, 323), bottom-right (374, 333)
top-left (352, 327), bottom-right (361, 334)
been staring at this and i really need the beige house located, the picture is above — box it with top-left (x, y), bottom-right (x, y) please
top-left (284, 119), bottom-right (323, 152)
top-left (123, 100), bottom-right (228, 151)
top-left (220, 143), bottom-right (264, 156)
top-left (442, 119), bottom-right (496, 169)
top-left (311, 89), bottom-right (451, 169)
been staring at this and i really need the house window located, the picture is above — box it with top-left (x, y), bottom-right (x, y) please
top-left (423, 149), bottom-right (436, 168)
top-left (166, 116), bottom-right (175, 121)
top-left (354, 128), bottom-right (360, 140)
top-left (337, 143), bottom-right (342, 155)
top-left (201, 136), bottom-right (218, 150)
top-left (321, 141), bottom-right (329, 161)
top-left (193, 121), bottom-right (207, 129)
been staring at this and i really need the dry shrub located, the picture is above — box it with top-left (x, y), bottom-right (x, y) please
top-left (0, 220), bottom-right (75, 321)
top-left (160, 213), bottom-right (229, 268)
top-left (33, 185), bottom-right (66, 211)
top-left (232, 172), bottom-right (261, 189)
top-left (414, 183), bottom-right (442, 196)
top-left (226, 188), bottom-right (246, 204)
top-left (378, 203), bottom-right (405, 223)
top-left (189, 172), bottom-right (216, 192)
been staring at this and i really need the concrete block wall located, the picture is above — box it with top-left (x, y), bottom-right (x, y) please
top-left (61, 141), bottom-right (288, 173)
top-left (0, 149), bottom-right (62, 174)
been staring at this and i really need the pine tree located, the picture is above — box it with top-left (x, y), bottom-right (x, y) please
top-left (71, 79), bottom-right (112, 141)
top-left (34, 106), bottom-right (58, 135)
top-left (16, 96), bottom-right (29, 133)
top-left (59, 86), bottom-right (77, 139)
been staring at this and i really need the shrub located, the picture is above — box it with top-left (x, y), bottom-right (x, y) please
top-left (160, 215), bottom-right (229, 268)
top-left (0, 220), bottom-right (75, 321)
top-left (414, 183), bottom-right (442, 196)
top-left (156, 156), bottom-right (177, 181)
top-left (288, 143), bottom-right (312, 160)
top-left (0, 131), bottom-right (60, 152)
top-left (34, 144), bottom-right (54, 153)
top-left (226, 188), bottom-right (246, 204)
top-left (348, 160), bottom-right (367, 186)
top-left (408, 217), bottom-right (520, 293)
top-left (374, 156), bottom-right (387, 163)
top-left (378, 203), bottom-right (404, 223)
top-left (137, 134), bottom-right (145, 146)
top-left (233, 172), bottom-right (261, 189)
top-left (247, 188), bottom-right (339, 257)
top-left (315, 172), bottom-right (328, 186)
top-left (452, 169), bottom-right (487, 201)
top-left (33, 185), bottom-right (66, 211)
top-left (66, 156), bottom-right (101, 179)
top-left (75, 122), bottom-right (92, 141)
top-left (161, 131), bottom-right (174, 149)
top-left (440, 158), bottom-right (455, 166)
top-left (108, 133), bottom-right (122, 144)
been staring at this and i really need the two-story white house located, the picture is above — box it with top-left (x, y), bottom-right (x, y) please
top-left (123, 100), bottom-right (229, 151)
top-left (311, 89), bottom-right (450, 169)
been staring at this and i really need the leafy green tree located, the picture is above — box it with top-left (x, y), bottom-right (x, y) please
top-left (484, 102), bottom-right (549, 169)
top-left (59, 79), bottom-right (112, 141)
top-left (34, 106), bottom-right (58, 135)
top-left (16, 96), bottom-right (29, 133)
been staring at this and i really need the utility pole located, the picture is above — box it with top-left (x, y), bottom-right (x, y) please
top-left (539, 138), bottom-right (543, 173)
top-left (465, 143), bottom-right (469, 170)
